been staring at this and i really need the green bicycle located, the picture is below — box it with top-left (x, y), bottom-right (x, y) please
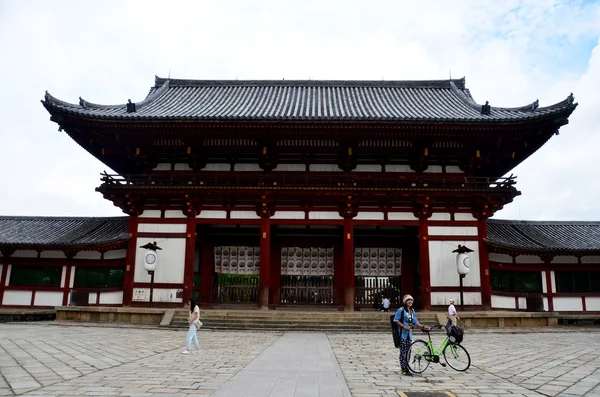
top-left (406, 325), bottom-right (471, 373)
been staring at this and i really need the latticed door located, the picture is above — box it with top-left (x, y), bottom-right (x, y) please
top-left (354, 248), bottom-right (402, 307)
top-left (213, 246), bottom-right (260, 303)
top-left (280, 275), bottom-right (334, 304)
top-left (280, 247), bottom-right (334, 304)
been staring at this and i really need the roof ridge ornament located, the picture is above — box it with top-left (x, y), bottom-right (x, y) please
top-left (79, 97), bottom-right (86, 108)
top-left (567, 93), bottom-right (575, 105)
top-left (126, 99), bottom-right (136, 113)
top-left (481, 101), bottom-right (491, 115)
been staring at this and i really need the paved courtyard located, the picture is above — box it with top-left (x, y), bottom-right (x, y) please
top-left (0, 323), bottom-right (599, 397)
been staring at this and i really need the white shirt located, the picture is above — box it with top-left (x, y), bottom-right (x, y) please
top-left (448, 304), bottom-right (456, 316)
top-left (382, 298), bottom-right (390, 309)
top-left (189, 305), bottom-right (200, 323)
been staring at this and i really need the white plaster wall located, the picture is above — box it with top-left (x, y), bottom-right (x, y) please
top-left (3, 290), bottom-right (32, 306)
top-left (429, 240), bottom-right (481, 287)
top-left (99, 291), bottom-right (123, 305)
top-left (543, 297), bottom-right (549, 311)
top-left (585, 297), bottom-right (600, 311)
top-left (428, 226), bottom-right (478, 236)
top-left (34, 291), bottom-right (63, 306)
top-left (553, 297), bottom-right (583, 311)
top-left (134, 238), bottom-right (186, 284)
top-left (445, 166), bottom-right (463, 173)
top-left (230, 211), bottom-right (261, 219)
top-left (131, 288), bottom-right (183, 303)
top-left (153, 163), bottom-right (171, 171)
top-left (431, 291), bottom-right (481, 306)
top-left (69, 266), bottom-right (75, 288)
top-left (581, 256), bottom-right (600, 264)
top-left (354, 212), bottom-right (385, 220)
top-left (40, 251), bottom-right (66, 259)
top-left (515, 255), bottom-right (544, 264)
top-left (234, 164), bottom-right (261, 171)
top-left (541, 271), bottom-right (547, 293)
top-left (424, 165), bottom-right (443, 173)
top-left (273, 164), bottom-right (306, 171)
top-left (429, 213), bottom-right (451, 221)
top-left (104, 249), bottom-right (127, 260)
top-left (271, 211), bottom-right (305, 220)
top-left (197, 210), bottom-right (227, 219)
top-left (308, 212), bottom-right (343, 220)
top-left (386, 165), bottom-right (413, 172)
top-left (138, 223), bottom-right (187, 233)
top-left (60, 266), bottom-right (66, 288)
top-left (74, 251), bottom-right (101, 260)
top-left (203, 163), bottom-right (230, 171)
top-left (491, 295), bottom-right (516, 309)
top-left (89, 292), bottom-right (97, 305)
top-left (518, 297), bottom-right (527, 310)
top-left (551, 256), bottom-right (578, 264)
top-left (164, 210), bottom-right (187, 219)
top-left (174, 163), bottom-right (192, 171)
top-left (454, 213), bottom-right (476, 221)
top-left (140, 210), bottom-right (162, 218)
top-left (309, 164), bottom-right (341, 172)
top-left (353, 165), bottom-right (382, 172)
top-left (388, 212), bottom-right (418, 221)
top-left (551, 271), bottom-right (556, 293)
top-left (489, 253), bottom-right (513, 263)
top-left (5, 265), bottom-right (11, 286)
top-left (13, 250), bottom-right (37, 258)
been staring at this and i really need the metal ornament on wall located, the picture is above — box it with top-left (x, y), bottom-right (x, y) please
top-left (214, 246), bottom-right (260, 274)
top-left (281, 247), bottom-right (334, 276)
top-left (354, 248), bottom-right (402, 276)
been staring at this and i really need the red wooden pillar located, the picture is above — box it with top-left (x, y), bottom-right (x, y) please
top-left (123, 216), bottom-right (139, 306)
top-left (259, 216), bottom-right (271, 309)
top-left (199, 242), bottom-right (214, 303)
top-left (343, 218), bottom-right (355, 311)
top-left (477, 218), bottom-right (492, 309)
top-left (418, 217), bottom-right (431, 311)
top-left (183, 217), bottom-right (196, 301)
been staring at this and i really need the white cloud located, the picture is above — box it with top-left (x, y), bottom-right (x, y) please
top-left (0, 0), bottom-right (599, 219)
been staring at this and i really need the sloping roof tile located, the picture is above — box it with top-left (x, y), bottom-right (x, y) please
top-left (0, 216), bottom-right (130, 248)
top-left (42, 77), bottom-right (577, 122)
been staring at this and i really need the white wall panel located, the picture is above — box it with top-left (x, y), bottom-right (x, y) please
top-left (74, 251), bottom-right (102, 260)
top-left (551, 271), bottom-right (556, 293)
top-left (491, 295), bottom-right (516, 309)
top-left (585, 297), bottom-right (600, 311)
top-left (454, 213), bottom-right (476, 221)
top-left (230, 211), bottom-right (260, 219)
top-left (164, 210), bottom-right (187, 219)
top-left (174, 163), bottom-right (192, 171)
top-left (153, 163), bottom-right (171, 171)
top-left (424, 165), bottom-right (443, 173)
top-left (69, 266), bottom-right (75, 288)
top-left (428, 226), bottom-right (478, 236)
top-left (541, 271), bottom-right (547, 293)
top-left (273, 164), bottom-right (306, 171)
top-left (3, 290), bottom-right (32, 305)
top-left (385, 165), bottom-right (413, 172)
top-left (60, 266), bottom-right (66, 288)
top-left (134, 238), bottom-right (186, 284)
top-left (140, 210), bottom-right (162, 218)
top-left (551, 256), bottom-right (578, 264)
top-left (131, 288), bottom-right (183, 303)
top-left (388, 212), bottom-right (418, 221)
top-left (489, 253), bottom-right (513, 263)
top-left (309, 164), bottom-right (341, 172)
top-left (271, 211), bottom-right (305, 220)
top-left (98, 291), bottom-right (123, 305)
top-left (197, 210), bottom-right (227, 219)
top-left (88, 292), bottom-right (97, 305)
top-left (353, 165), bottom-right (382, 172)
top-left (104, 249), bottom-right (127, 260)
top-left (543, 297), bottom-right (549, 311)
top-left (5, 265), bottom-right (10, 286)
top-left (13, 250), bottom-right (37, 258)
top-left (234, 164), bottom-right (261, 171)
top-left (431, 292), bottom-right (481, 306)
top-left (40, 251), bottom-right (66, 259)
top-left (429, 213), bottom-right (451, 221)
top-left (308, 212), bottom-right (343, 220)
top-left (203, 163), bottom-right (230, 171)
top-left (581, 256), bottom-right (600, 264)
top-left (34, 291), bottom-right (63, 306)
top-left (518, 297), bottom-right (527, 309)
top-left (429, 241), bottom-right (480, 287)
top-left (354, 212), bottom-right (385, 220)
top-left (138, 223), bottom-right (187, 233)
top-left (553, 297), bottom-right (583, 311)
top-left (445, 166), bottom-right (464, 173)
top-left (515, 255), bottom-right (544, 264)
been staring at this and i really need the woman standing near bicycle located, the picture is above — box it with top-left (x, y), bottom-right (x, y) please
top-left (393, 294), bottom-right (430, 376)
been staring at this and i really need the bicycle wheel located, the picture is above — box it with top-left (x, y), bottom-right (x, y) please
top-left (406, 340), bottom-right (431, 374)
top-left (443, 343), bottom-right (471, 371)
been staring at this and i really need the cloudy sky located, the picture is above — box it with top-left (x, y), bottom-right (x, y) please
top-left (1, 0), bottom-right (599, 220)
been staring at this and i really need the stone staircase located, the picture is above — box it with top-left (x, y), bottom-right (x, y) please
top-left (168, 309), bottom-right (440, 332)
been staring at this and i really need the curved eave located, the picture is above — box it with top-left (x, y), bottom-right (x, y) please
top-left (484, 240), bottom-right (600, 257)
top-left (0, 238), bottom-right (130, 251)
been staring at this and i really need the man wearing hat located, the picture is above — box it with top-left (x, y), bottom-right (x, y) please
top-left (393, 294), bottom-right (430, 376)
top-left (447, 298), bottom-right (460, 329)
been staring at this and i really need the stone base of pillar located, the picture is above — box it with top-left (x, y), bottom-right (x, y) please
top-left (258, 288), bottom-right (269, 310)
top-left (343, 287), bottom-right (354, 311)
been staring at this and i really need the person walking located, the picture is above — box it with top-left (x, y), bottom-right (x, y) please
top-left (394, 294), bottom-right (430, 376)
top-left (447, 298), bottom-right (460, 329)
top-left (182, 296), bottom-right (201, 355)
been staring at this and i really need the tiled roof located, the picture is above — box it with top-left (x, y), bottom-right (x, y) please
top-left (0, 216), bottom-right (130, 248)
top-left (486, 219), bottom-right (600, 253)
top-left (42, 76), bottom-right (577, 122)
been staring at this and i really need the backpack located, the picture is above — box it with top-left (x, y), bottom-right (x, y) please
top-left (389, 308), bottom-right (406, 348)
top-left (448, 325), bottom-right (464, 344)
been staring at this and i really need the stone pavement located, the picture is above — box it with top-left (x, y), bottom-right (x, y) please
top-left (0, 323), bottom-right (598, 396)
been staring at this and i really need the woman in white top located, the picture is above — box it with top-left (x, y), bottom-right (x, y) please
top-left (182, 296), bottom-right (201, 355)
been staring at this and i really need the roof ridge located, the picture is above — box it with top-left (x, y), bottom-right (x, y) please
top-left (488, 219), bottom-right (600, 225)
top-left (0, 215), bottom-right (129, 221)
